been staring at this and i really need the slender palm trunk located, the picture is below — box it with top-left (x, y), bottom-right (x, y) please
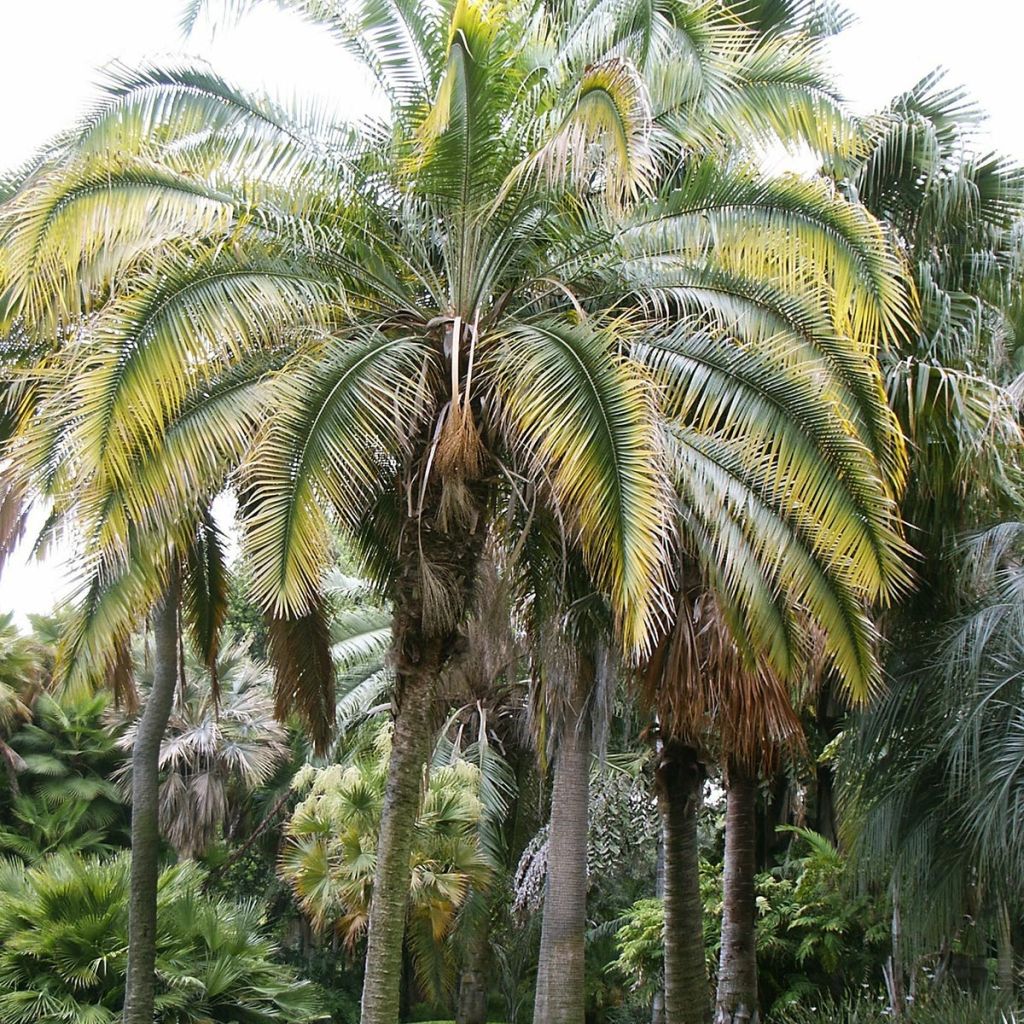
top-left (657, 739), bottom-right (709, 1024)
top-left (715, 767), bottom-right (758, 1024)
top-left (123, 582), bottom-right (179, 1024)
top-left (533, 721), bottom-right (591, 1024)
top-left (651, 834), bottom-right (667, 1024)
top-left (360, 656), bottom-right (439, 1024)
top-left (885, 881), bottom-right (905, 1020)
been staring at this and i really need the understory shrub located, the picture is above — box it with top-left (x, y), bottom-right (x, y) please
top-left (0, 851), bottom-right (324, 1023)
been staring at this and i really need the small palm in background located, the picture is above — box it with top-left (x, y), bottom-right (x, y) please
top-left (0, 688), bottom-right (127, 862)
top-left (117, 639), bottom-right (290, 859)
top-left (0, 611), bottom-right (47, 787)
top-left (279, 726), bottom-right (493, 1005)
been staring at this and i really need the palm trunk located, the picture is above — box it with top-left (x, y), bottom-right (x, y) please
top-left (360, 477), bottom-right (485, 1024)
top-left (359, 657), bottom-right (439, 1024)
top-left (651, 833), bottom-right (667, 1024)
top-left (715, 767), bottom-right (759, 1024)
top-left (533, 721), bottom-right (591, 1024)
top-left (456, 911), bottom-right (490, 1024)
top-left (657, 739), bottom-right (709, 1024)
top-left (123, 581), bottom-right (179, 1024)
top-left (885, 881), bottom-right (905, 1020)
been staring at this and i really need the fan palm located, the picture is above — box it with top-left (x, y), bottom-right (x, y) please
top-left (117, 641), bottom-right (290, 859)
top-left (0, 689), bottom-right (127, 861)
top-left (0, 1), bottom-right (911, 1020)
top-left (0, 851), bottom-right (324, 1023)
top-left (279, 729), bottom-right (492, 1004)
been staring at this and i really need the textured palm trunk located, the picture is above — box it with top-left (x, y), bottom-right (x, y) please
top-left (533, 721), bottom-right (591, 1024)
top-left (456, 918), bottom-right (490, 1024)
top-left (657, 739), bottom-right (709, 1024)
top-left (359, 656), bottom-right (439, 1024)
top-left (360, 475), bottom-right (486, 1024)
top-left (714, 767), bottom-right (759, 1024)
top-left (123, 582), bottom-right (179, 1024)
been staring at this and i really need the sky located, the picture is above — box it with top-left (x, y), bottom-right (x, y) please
top-left (1, 0), bottom-right (1023, 621)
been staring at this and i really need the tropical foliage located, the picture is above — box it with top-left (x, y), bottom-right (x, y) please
top-left (1, 2), bottom-right (1024, 1024)
top-left (0, 851), bottom-right (323, 1023)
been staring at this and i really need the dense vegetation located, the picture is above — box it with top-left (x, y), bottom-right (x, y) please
top-left (0, 1), bottom-right (1023, 1023)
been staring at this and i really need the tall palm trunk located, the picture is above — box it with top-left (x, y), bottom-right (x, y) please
top-left (456, 908), bottom-right (490, 1024)
top-left (997, 900), bottom-right (1014, 1005)
top-left (123, 581), bottom-right (179, 1024)
top-left (657, 738), bottom-right (709, 1024)
top-left (360, 647), bottom-right (440, 1024)
top-left (360, 486), bottom-right (484, 1024)
top-left (715, 766), bottom-right (759, 1024)
top-left (533, 721), bottom-right (591, 1024)
top-left (651, 833), bottom-right (667, 1024)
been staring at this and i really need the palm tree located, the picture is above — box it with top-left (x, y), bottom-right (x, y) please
top-left (279, 730), bottom-right (492, 1005)
top-left (117, 640), bottom-right (290, 859)
top-left (0, 2), bottom-right (911, 1020)
top-left (835, 72), bottom-right (1024, 1007)
top-left (643, 594), bottom-right (807, 1024)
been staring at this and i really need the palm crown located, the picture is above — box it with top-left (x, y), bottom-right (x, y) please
top-left (0, 3), bottom-right (919, 1020)
top-left (2, 0), bottom-right (910, 706)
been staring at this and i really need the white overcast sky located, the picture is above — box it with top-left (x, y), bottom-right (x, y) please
top-left (1, 0), bottom-right (1023, 622)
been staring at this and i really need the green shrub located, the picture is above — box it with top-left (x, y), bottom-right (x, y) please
top-left (0, 851), bottom-right (325, 1023)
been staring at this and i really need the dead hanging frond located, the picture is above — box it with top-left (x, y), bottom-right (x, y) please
top-left (444, 549), bottom-right (521, 701)
top-left (642, 587), bottom-right (806, 775)
top-left (109, 633), bottom-right (139, 715)
top-left (418, 553), bottom-right (462, 634)
top-left (498, 56), bottom-right (655, 212)
top-left (267, 599), bottom-right (335, 754)
top-left (641, 584), bottom-right (704, 742)
top-left (437, 474), bottom-right (480, 531)
top-left (435, 315), bottom-right (485, 482)
top-left (435, 402), bottom-right (485, 481)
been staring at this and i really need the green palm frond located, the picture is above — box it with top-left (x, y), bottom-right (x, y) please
top-left (486, 318), bottom-right (671, 653)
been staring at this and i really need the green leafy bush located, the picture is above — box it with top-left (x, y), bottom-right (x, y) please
top-left (0, 851), bottom-right (324, 1023)
top-left (611, 828), bottom-right (887, 1016)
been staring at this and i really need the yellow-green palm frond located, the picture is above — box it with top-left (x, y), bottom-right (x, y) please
top-left (665, 422), bottom-right (889, 700)
top-left (505, 56), bottom-right (656, 210)
top-left (0, 160), bottom-right (236, 329)
top-left (645, 324), bottom-right (910, 597)
top-left (611, 254), bottom-right (909, 494)
top-left (244, 333), bottom-right (434, 618)
top-left (68, 248), bottom-right (339, 493)
top-left (484, 317), bottom-right (671, 653)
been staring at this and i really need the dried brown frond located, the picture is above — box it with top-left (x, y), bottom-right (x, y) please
top-left (434, 401), bottom-right (484, 481)
top-left (109, 633), bottom-right (139, 715)
top-left (419, 554), bottom-right (461, 634)
top-left (641, 588), bottom-right (806, 774)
